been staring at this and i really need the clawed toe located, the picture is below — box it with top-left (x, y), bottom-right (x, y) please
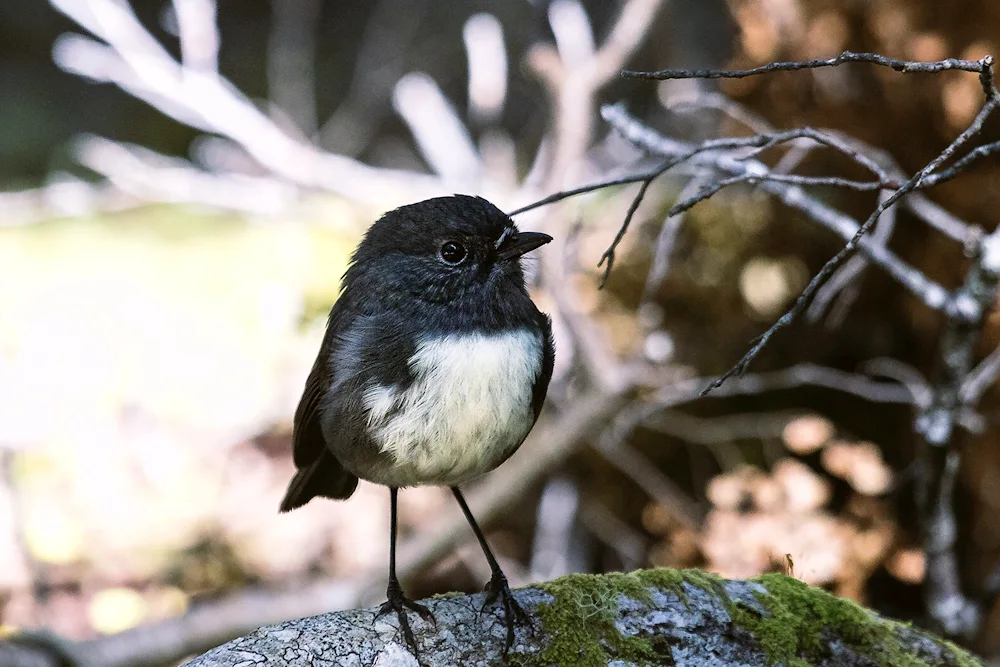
top-left (482, 573), bottom-right (532, 653)
top-left (378, 581), bottom-right (435, 659)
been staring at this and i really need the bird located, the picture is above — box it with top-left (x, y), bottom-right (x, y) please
top-left (279, 194), bottom-right (554, 657)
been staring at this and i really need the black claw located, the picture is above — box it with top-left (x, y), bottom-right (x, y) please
top-left (483, 572), bottom-right (533, 654)
top-left (377, 580), bottom-right (435, 660)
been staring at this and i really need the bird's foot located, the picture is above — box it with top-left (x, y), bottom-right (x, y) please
top-left (378, 579), bottom-right (435, 659)
top-left (483, 571), bottom-right (532, 654)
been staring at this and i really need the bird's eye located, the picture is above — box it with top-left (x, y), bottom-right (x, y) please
top-left (439, 240), bottom-right (467, 265)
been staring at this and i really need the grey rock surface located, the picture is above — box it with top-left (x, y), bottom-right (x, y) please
top-left (181, 571), bottom-right (983, 667)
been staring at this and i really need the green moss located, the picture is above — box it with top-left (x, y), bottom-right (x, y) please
top-left (512, 569), bottom-right (982, 667)
top-left (636, 567), bottom-right (729, 606)
top-left (513, 572), bottom-right (655, 667)
top-left (514, 568), bottom-right (721, 667)
top-left (731, 573), bottom-right (982, 667)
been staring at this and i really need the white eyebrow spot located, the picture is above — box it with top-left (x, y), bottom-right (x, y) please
top-left (494, 225), bottom-right (514, 249)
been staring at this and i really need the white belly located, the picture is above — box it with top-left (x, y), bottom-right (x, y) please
top-left (362, 330), bottom-right (542, 486)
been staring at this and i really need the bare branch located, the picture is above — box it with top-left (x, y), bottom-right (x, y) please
top-left (593, 433), bottom-right (704, 529)
top-left (547, 0), bottom-right (595, 65)
top-left (807, 190), bottom-right (897, 325)
top-left (0, 178), bottom-right (132, 227)
top-left (592, 0), bottom-right (664, 83)
top-left (655, 363), bottom-right (918, 407)
top-left (735, 127), bottom-right (891, 181)
top-left (75, 135), bottom-right (299, 214)
top-left (704, 89), bottom-right (999, 392)
top-left (918, 139), bottom-right (1000, 188)
top-left (960, 343), bottom-right (1000, 405)
top-left (906, 193), bottom-right (982, 246)
top-left (49, 0), bottom-right (444, 206)
top-left (668, 89), bottom-right (982, 245)
top-left (508, 166), bottom-right (661, 216)
top-left (623, 51), bottom-right (991, 83)
top-left (597, 178), bottom-right (653, 286)
top-left (861, 358), bottom-right (933, 409)
top-left (463, 13), bottom-right (507, 124)
top-left (601, 104), bottom-right (953, 313)
top-left (593, 102), bottom-right (990, 395)
top-left (393, 72), bottom-right (483, 186)
top-left (641, 409), bottom-right (805, 446)
top-left (267, 0), bottom-right (321, 134)
top-left (171, 0), bottom-right (219, 72)
top-left (528, 0), bottom-right (665, 191)
top-left (640, 174), bottom-right (712, 303)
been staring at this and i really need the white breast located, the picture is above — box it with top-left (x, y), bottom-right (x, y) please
top-left (362, 330), bottom-right (542, 487)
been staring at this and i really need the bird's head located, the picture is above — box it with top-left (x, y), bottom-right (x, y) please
top-left (348, 195), bottom-right (551, 307)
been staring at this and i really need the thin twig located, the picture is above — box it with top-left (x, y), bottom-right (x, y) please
top-left (735, 127), bottom-right (891, 181)
top-left (594, 83), bottom-right (996, 395)
top-left (641, 409), bottom-right (804, 446)
top-left (701, 88), bottom-right (998, 393)
top-left (911, 224), bottom-right (1000, 636)
top-left (623, 51), bottom-right (989, 81)
top-left (861, 357), bottom-right (933, 409)
top-left (750, 173), bottom-right (886, 191)
top-left (640, 174), bottom-right (711, 303)
top-left (919, 139), bottom-right (1000, 188)
top-left (807, 190), bottom-right (897, 325)
top-left (960, 343), bottom-right (1000, 405)
top-left (905, 193), bottom-right (981, 246)
top-left (508, 164), bottom-right (663, 216)
top-left (600, 104), bottom-right (953, 320)
top-left (667, 89), bottom-right (981, 245)
top-left (593, 435), bottom-right (704, 529)
top-left (598, 178), bottom-right (653, 286)
top-left (652, 363), bottom-right (916, 409)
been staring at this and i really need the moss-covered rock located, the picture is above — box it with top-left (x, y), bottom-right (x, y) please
top-left (730, 573), bottom-right (978, 667)
top-left (181, 568), bottom-right (984, 667)
top-left (516, 568), bottom-right (982, 667)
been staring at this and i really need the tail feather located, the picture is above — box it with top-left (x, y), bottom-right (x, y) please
top-left (279, 450), bottom-right (358, 512)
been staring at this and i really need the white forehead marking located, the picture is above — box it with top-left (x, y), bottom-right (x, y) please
top-left (494, 225), bottom-right (514, 249)
top-left (362, 330), bottom-right (542, 486)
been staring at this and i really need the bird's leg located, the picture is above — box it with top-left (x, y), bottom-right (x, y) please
top-left (377, 487), bottom-right (434, 657)
top-left (451, 486), bottom-right (531, 652)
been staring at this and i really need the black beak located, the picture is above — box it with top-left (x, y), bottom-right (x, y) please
top-left (497, 230), bottom-right (553, 261)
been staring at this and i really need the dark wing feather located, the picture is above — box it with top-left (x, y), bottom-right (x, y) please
top-left (280, 302), bottom-right (359, 511)
top-left (291, 351), bottom-right (330, 468)
top-left (531, 313), bottom-right (555, 420)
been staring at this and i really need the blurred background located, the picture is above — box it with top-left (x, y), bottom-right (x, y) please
top-left (4, 0), bottom-right (1000, 663)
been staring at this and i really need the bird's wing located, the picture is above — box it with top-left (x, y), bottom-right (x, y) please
top-left (291, 302), bottom-right (345, 468)
top-left (531, 312), bottom-right (555, 420)
top-left (291, 356), bottom-right (329, 468)
top-left (282, 300), bottom-right (364, 511)
top-left (292, 309), bottom-right (418, 468)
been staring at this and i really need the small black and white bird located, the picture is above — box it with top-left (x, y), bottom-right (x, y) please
top-left (279, 195), bottom-right (554, 655)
